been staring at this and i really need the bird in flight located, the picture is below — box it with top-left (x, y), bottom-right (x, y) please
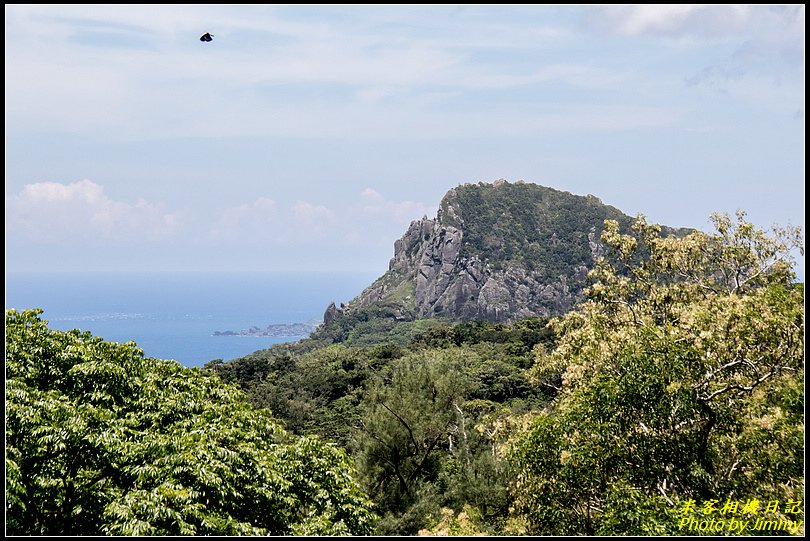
top-left (200, 32), bottom-right (213, 42)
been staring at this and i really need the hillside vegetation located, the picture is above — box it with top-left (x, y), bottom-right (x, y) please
top-left (439, 181), bottom-right (628, 277)
top-left (210, 210), bottom-right (805, 535)
top-left (7, 203), bottom-right (804, 536)
top-left (314, 181), bottom-right (690, 340)
top-left (5, 310), bottom-right (375, 536)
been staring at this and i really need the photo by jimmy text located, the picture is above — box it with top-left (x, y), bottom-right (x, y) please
top-left (678, 499), bottom-right (803, 535)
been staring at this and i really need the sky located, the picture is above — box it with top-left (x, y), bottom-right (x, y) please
top-left (5, 5), bottom-right (805, 277)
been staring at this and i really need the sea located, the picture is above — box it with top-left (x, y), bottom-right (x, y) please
top-left (5, 271), bottom-right (377, 368)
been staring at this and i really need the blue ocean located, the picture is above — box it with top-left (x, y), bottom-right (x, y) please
top-left (5, 271), bottom-right (377, 368)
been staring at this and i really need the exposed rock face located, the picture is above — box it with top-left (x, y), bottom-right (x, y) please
top-left (323, 180), bottom-right (683, 325)
top-left (349, 217), bottom-right (583, 322)
top-left (322, 301), bottom-right (344, 326)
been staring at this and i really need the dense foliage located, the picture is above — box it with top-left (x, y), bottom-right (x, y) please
top-left (309, 181), bottom-right (686, 342)
top-left (7, 209), bottom-right (803, 537)
top-left (207, 317), bottom-right (556, 533)
top-left (439, 181), bottom-right (637, 278)
top-left (306, 305), bottom-right (442, 347)
top-left (511, 212), bottom-right (804, 535)
top-left (5, 309), bottom-right (375, 536)
top-left (212, 210), bottom-right (803, 536)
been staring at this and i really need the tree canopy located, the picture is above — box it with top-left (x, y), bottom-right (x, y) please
top-left (207, 317), bottom-right (556, 535)
top-left (7, 209), bottom-right (802, 537)
top-left (5, 309), bottom-right (376, 536)
top-left (512, 212), bottom-right (804, 535)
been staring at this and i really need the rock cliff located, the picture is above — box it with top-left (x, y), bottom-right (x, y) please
top-left (322, 180), bottom-right (667, 325)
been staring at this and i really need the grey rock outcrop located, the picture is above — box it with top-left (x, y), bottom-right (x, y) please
top-left (350, 217), bottom-right (581, 322)
top-left (321, 180), bottom-right (686, 326)
top-left (323, 301), bottom-right (344, 326)
top-left (324, 181), bottom-right (629, 324)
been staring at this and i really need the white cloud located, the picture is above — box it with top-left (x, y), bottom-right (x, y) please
top-left (597, 5), bottom-right (706, 37)
top-left (358, 188), bottom-right (433, 223)
top-left (5, 179), bottom-right (186, 242)
top-left (6, 181), bottom-right (433, 265)
top-left (209, 190), bottom-right (431, 249)
top-left (209, 197), bottom-right (278, 240)
top-left (210, 198), bottom-right (337, 244)
top-left (589, 5), bottom-right (804, 75)
top-left (592, 5), bottom-right (804, 41)
top-left (4, 5), bottom-right (639, 142)
top-left (588, 5), bottom-right (804, 109)
top-left (290, 201), bottom-right (335, 228)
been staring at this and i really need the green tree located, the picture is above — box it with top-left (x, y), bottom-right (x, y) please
top-left (5, 309), bottom-right (376, 536)
top-left (355, 349), bottom-right (473, 533)
top-left (512, 212), bottom-right (804, 535)
top-left (355, 347), bottom-right (533, 535)
top-left (359, 351), bottom-right (469, 509)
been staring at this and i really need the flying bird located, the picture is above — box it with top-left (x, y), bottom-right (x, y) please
top-left (200, 32), bottom-right (213, 42)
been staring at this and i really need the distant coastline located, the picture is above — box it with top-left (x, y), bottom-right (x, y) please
top-left (213, 322), bottom-right (320, 338)
top-left (5, 271), bottom-right (374, 367)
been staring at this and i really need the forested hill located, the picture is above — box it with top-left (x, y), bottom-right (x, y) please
top-left (312, 180), bottom-right (686, 345)
top-left (8, 209), bottom-right (803, 536)
top-left (206, 210), bottom-right (803, 536)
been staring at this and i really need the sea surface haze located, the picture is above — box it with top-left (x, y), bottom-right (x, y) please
top-left (5, 271), bottom-right (376, 367)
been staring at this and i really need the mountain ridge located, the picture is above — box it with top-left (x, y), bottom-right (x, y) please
top-left (317, 180), bottom-right (681, 336)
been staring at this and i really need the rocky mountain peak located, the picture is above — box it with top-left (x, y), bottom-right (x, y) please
top-left (322, 180), bottom-right (638, 325)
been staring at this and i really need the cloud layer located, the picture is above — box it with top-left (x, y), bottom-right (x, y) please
top-left (6, 179), bottom-right (185, 242)
top-left (5, 6), bottom-right (804, 274)
top-left (7, 5), bottom-right (801, 142)
top-left (6, 179), bottom-right (434, 270)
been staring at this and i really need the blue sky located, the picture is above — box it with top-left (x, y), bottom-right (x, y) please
top-left (5, 5), bottom-right (805, 276)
